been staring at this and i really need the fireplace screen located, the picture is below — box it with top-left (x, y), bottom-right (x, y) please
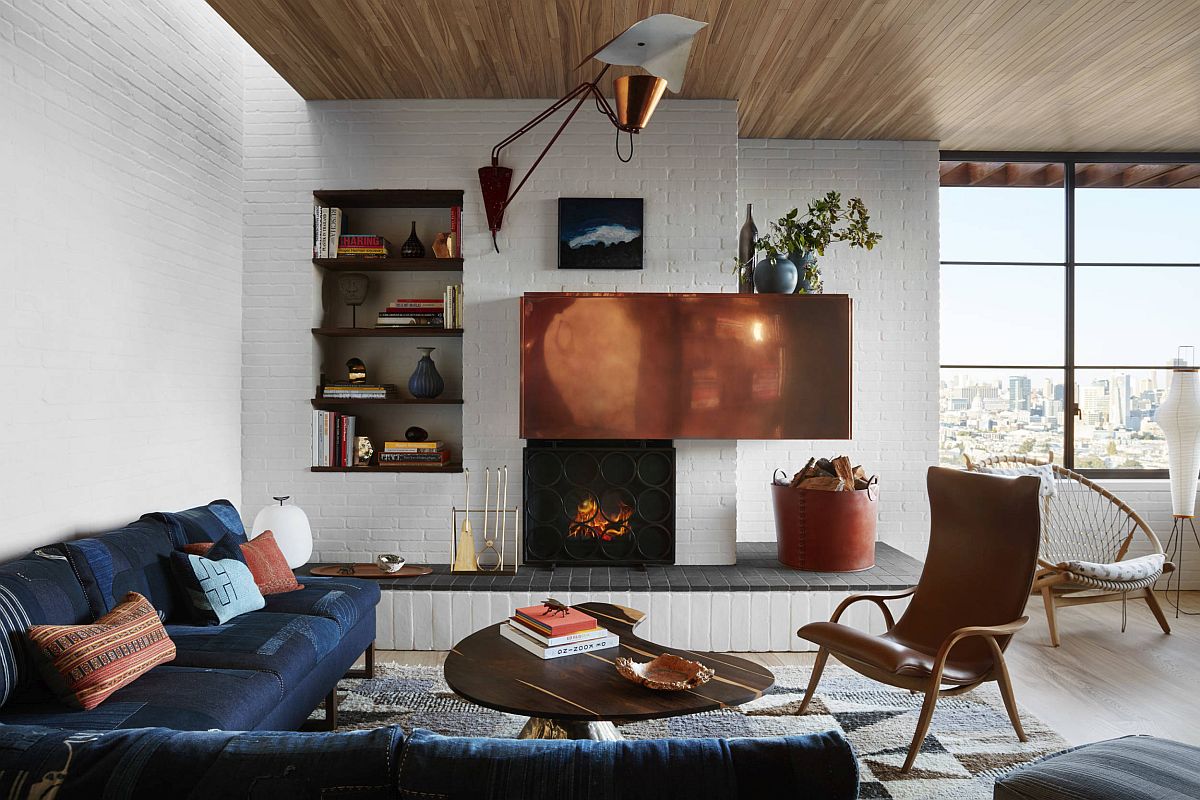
top-left (523, 440), bottom-right (675, 566)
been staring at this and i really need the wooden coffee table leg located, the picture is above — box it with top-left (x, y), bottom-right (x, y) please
top-left (518, 718), bottom-right (623, 740)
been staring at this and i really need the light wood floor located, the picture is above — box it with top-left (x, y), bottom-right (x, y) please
top-left (375, 590), bottom-right (1200, 747)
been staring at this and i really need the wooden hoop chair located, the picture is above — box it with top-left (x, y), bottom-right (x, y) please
top-left (797, 467), bottom-right (1042, 773)
top-left (965, 453), bottom-right (1173, 646)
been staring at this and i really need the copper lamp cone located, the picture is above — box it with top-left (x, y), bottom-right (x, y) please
top-left (614, 75), bottom-right (667, 133)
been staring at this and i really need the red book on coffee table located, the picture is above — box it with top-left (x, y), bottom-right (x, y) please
top-left (513, 605), bottom-right (598, 637)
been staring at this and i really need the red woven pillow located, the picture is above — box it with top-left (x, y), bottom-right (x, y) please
top-left (27, 592), bottom-right (176, 710)
top-left (184, 531), bottom-right (303, 595)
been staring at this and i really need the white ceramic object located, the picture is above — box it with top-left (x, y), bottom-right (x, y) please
top-left (376, 553), bottom-right (406, 573)
top-left (251, 496), bottom-right (313, 568)
top-left (1158, 368), bottom-right (1200, 517)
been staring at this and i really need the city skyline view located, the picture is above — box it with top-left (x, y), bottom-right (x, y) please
top-left (939, 172), bottom-right (1198, 471)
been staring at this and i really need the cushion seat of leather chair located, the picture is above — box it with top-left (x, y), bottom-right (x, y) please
top-left (797, 621), bottom-right (990, 684)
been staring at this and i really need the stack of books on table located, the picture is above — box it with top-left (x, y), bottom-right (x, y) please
top-left (337, 234), bottom-right (390, 258)
top-left (377, 440), bottom-right (451, 467)
top-left (319, 383), bottom-right (397, 400)
top-left (377, 298), bottom-right (444, 328)
top-left (499, 604), bottom-right (618, 660)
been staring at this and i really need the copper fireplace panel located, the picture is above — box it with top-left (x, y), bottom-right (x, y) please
top-left (520, 293), bottom-right (852, 440)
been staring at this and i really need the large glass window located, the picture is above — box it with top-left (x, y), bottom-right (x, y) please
top-left (939, 156), bottom-right (1200, 477)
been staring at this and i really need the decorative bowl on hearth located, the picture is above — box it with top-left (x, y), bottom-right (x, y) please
top-left (615, 653), bottom-right (715, 691)
top-left (375, 553), bottom-right (406, 573)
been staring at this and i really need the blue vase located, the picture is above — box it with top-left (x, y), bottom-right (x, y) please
top-left (753, 255), bottom-right (798, 294)
top-left (408, 347), bottom-right (444, 399)
top-left (789, 250), bottom-right (818, 293)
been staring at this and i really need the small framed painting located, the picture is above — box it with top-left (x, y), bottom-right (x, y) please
top-left (558, 197), bottom-right (643, 270)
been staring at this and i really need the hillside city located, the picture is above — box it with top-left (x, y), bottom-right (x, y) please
top-left (939, 369), bottom-right (1170, 469)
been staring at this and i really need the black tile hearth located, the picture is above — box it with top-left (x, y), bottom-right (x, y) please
top-left (302, 542), bottom-right (922, 593)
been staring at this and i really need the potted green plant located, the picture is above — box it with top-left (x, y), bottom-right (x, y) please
top-left (752, 192), bottom-right (882, 294)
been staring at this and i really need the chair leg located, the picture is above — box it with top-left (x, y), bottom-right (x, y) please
top-left (1143, 588), bottom-right (1172, 635)
top-left (797, 648), bottom-right (829, 714)
top-left (902, 680), bottom-right (941, 773)
top-left (990, 650), bottom-right (1027, 742)
top-left (1040, 587), bottom-right (1060, 647)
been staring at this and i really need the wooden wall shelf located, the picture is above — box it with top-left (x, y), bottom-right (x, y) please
top-left (312, 189), bottom-right (464, 209)
top-left (311, 464), bottom-right (464, 474)
top-left (313, 257), bottom-right (462, 272)
top-left (311, 327), bottom-right (463, 338)
top-left (311, 397), bottom-right (464, 408)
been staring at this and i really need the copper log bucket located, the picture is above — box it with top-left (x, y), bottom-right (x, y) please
top-left (770, 477), bottom-right (878, 571)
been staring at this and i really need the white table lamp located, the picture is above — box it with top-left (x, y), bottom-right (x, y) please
top-left (251, 496), bottom-right (313, 568)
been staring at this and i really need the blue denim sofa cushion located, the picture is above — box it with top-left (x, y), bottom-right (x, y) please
top-left (0, 723), bottom-right (402, 799)
top-left (61, 515), bottom-right (181, 621)
top-left (261, 575), bottom-right (381, 634)
top-left (0, 666), bottom-right (282, 731)
top-left (166, 611), bottom-right (341, 696)
top-left (396, 728), bottom-right (859, 800)
top-left (153, 499), bottom-right (247, 547)
top-left (0, 551), bottom-right (92, 706)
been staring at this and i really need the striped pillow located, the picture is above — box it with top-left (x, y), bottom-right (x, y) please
top-left (27, 592), bottom-right (176, 710)
top-left (184, 531), bottom-right (303, 595)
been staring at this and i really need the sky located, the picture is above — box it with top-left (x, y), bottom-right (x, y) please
top-left (940, 185), bottom-right (1200, 367)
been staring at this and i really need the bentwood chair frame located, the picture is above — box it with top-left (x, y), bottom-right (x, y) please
top-left (965, 453), bottom-right (1173, 646)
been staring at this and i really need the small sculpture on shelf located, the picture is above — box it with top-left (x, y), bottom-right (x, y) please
top-left (432, 232), bottom-right (453, 259)
top-left (336, 272), bottom-right (369, 328)
top-left (354, 435), bottom-right (374, 467)
top-left (405, 426), bottom-right (428, 442)
top-left (346, 357), bottom-right (367, 384)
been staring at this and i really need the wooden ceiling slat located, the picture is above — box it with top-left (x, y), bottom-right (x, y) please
top-left (208, 0), bottom-right (1200, 149)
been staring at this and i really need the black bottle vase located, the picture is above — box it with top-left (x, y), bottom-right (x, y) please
top-left (400, 221), bottom-right (425, 258)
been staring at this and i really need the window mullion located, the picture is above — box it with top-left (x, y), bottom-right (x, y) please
top-left (1064, 160), bottom-right (1076, 470)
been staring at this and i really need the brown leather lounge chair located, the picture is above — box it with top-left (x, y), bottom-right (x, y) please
top-left (796, 466), bottom-right (1041, 773)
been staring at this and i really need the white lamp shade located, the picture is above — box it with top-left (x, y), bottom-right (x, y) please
top-left (1157, 369), bottom-right (1200, 517)
top-left (581, 14), bottom-right (707, 92)
top-left (251, 499), bottom-right (313, 568)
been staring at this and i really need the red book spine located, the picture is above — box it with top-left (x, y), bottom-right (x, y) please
top-left (340, 235), bottom-right (386, 247)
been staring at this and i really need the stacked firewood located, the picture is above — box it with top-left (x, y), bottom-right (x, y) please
top-left (776, 455), bottom-right (875, 491)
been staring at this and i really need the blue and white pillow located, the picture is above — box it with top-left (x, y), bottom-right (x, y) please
top-left (169, 552), bottom-right (263, 625)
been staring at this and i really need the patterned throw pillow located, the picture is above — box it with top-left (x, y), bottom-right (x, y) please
top-left (1059, 553), bottom-right (1166, 582)
top-left (170, 552), bottom-right (265, 625)
top-left (184, 531), bottom-right (303, 595)
top-left (27, 592), bottom-right (176, 710)
top-left (975, 463), bottom-right (1058, 498)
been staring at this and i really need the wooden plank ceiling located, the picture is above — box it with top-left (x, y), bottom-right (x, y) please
top-left (207, 0), bottom-right (1200, 150)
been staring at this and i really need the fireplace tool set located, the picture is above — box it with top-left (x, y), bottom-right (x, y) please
top-left (451, 466), bottom-right (519, 575)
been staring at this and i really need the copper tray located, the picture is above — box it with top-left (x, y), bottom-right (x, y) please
top-left (309, 563), bottom-right (432, 579)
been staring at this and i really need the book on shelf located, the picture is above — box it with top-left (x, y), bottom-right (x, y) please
top-left (383, 441), bottom-right (443, 451)
top-left (505, 618), bottom-right (606, 647)
top-left (377, 450), bottom-right (450, 464)
top-left (513, 605), bottom-right (598, 638)
top-left (376, 316), bottom-right (445, 328)
top-left (311, 410), bottom-right (358, 467)
top-left (449, 206), bottom-right (461, 258)
top-left (340, 235), bottom-right (390, 249)
top-left (313, 205), bottom-right (345, 259)
top-left (442, 284), bottom-right (463, 330)
top-left (319, 384), bottom-right (396, 399)
top-left (499, 623), bottom-right (618, 660)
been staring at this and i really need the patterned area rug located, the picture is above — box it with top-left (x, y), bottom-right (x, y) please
top-left (320, 661), bottom-right (1066, 799)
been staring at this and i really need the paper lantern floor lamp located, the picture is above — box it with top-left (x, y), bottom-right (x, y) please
top-left (251, 496), bottom-right (313, 569)
top-left (1156, 347), bottom-right (1200, 617)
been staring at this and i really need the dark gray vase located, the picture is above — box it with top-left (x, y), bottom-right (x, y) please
top-left (789, 250), bottom-right (818, 293)
top-left (408, 347), bottom-right (444, 399)
top-left (753, 255), bottom-right (798, 294)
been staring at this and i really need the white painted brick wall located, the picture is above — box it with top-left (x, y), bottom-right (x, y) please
top-left (241, 53), bottom-right (740, 565)
top-left (0, 0), bottom-right (244, 559)
top-left (735, 140), bottom-right (941, 561)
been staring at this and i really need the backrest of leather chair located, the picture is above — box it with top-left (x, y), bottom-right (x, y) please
top-left (891, 467), bottom-right (1041, 668)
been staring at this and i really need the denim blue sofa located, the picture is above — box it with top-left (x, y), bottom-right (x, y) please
top-left (0, 500), bottom-right (379, 732)
top-left (0, 724), bottom-right (860, 799)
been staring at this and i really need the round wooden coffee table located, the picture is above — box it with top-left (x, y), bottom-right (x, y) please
top-left (443, 601), bottom-right (774, 739)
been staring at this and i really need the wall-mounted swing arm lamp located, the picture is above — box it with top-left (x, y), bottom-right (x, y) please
top-left (478, 14), bottom-right (706, 252)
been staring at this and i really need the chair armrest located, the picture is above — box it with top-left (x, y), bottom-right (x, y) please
top-left (933, 617), bottom-right (1028, 675)
top-left (830, 587), bottom-right (917, 630)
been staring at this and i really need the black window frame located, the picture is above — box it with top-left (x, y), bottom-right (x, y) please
top-left (939, 150), bottom-right (1200, 480)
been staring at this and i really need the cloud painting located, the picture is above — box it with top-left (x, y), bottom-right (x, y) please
top-left (558, 198), bottom-right (643, 270)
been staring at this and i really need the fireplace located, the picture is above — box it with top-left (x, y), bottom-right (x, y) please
top-left (523, 440), bottom-right (676, 567)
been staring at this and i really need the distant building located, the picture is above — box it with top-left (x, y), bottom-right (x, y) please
top-left (1009, 375), bottom-right (1031, 412)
